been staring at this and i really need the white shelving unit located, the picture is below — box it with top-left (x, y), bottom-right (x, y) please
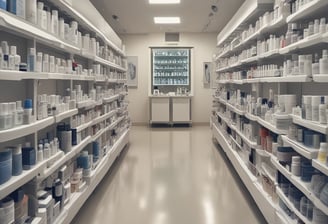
top-left (212, 0), bottom-right (328, 222)
top-left (0, 1), bottom-right (130, 223)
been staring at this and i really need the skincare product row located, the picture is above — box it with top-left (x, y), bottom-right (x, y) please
top-left (37, 94), bottom-right (76, 121)
top-left (0, 41), bottom-right (22, 71)
top-left (217, 1), bottom-right (288, 56)
top-left (70, 85), bottom-right (119, 105)
top-left (289, 0), bottom-right (319, 15)
top-left (154, 71), bottom-right (189, 77)
top-left (0, 99), bottom-right (34, 131)
top-left (154, 77), bottom-right (189, 85)
top-left (278, 173), bottom-right (328, 223)
top-left (284, 18), bottom-right (328, 47)
top-left (0, 188), bottom-right (30, 224)
top-left (292, 95), bottom-right (328, 123)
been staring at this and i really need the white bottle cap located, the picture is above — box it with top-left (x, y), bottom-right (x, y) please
top-left (29, 48), bottom-right (35, 55)
top-left (320, 142), bottom-right (328, 152)
top-left (10, 46), bottom-right (16, 55)
top-left (13, 144), bottom-right (22, 155)
top-left (37, 2), bottom-right (44, 9)
top-left (52, 10), bottom-right (58, 17)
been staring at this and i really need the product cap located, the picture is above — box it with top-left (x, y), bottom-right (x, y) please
top-left (29, 48), bottom-right (35, 55)
top-left (320, 142), bottom-right (328, 151)
top-left (292, 156), bottom-right (301, 163)
top-left (13, 144), bottom-right (22, 155)
top-left (16, 101), bottom-right (22, 110)
top-left (10, 46), bottom-right (16, 55)
top-left (24, 99), bottom-right (33, 109)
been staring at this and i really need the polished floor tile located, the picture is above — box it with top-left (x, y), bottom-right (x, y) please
top-left (72, 126), bottom-right (266, 224)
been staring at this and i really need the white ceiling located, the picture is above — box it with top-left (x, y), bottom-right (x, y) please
top-left (89, 0), bottom-right (245, 34)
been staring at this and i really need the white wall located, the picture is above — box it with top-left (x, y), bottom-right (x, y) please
top-left (121, 33), bottom-right (216, 125)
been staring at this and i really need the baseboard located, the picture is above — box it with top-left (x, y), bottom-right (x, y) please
top-left (131, 122), bottom-right (210, 127)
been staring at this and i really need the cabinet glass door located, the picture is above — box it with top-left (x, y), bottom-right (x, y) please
top-left (152, 48), bottom-right (190, 88)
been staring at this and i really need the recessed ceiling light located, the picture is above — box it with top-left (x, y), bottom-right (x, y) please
top-left (154, 17), bottom-right (181, 24)
top-left (149, 0), bottom-right (180, 4)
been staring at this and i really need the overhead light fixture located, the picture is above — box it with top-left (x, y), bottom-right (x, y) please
top-left (149, 0), bottom-right (180, 4)
top-left (154, 17), bottom-right (181, 24)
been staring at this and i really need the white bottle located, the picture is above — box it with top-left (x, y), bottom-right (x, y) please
top-left (312, 96), bottom-right (321, 122)
top-left (37, 2), bottom-right (44, 28)
top-left (36, 52), bottom-right (42, 72)
top-left (49, 56), bottom-right (55, 73)
top-left (37, 144), bottom-right (44, 163)
top-left (320, 18), bottom-right (326, 33)
top-left (15, 101), bottom-right (23, 126)
top-left (58, 18), bottom-right (64, 39)
top-left (46, 10), bottom-right (51, 33)
top-left (41, 9), bottom-right (47, 30)
top-left (8, 46), bottom-right (15, 70)
top-left (291, 156), bottom-right (301, 176)
top-left (51, 10), bottom-right (58, 36)
top-left (28, 48), bottom-right (35, 72)
top-left (43, 54), bottom-right (49, 73)
top-left (9, 102), bottom-right (16, 127)
top-left (26, 0), bottom-right (37, 24)
top-left (16, 0), bottom-right (26, 19)
top-left (319, 50), bottom-right (328, 74)
top-left (319, 103), bottom-right (327, 124)
top-left (3, 103), bottom-right (12, 129)
top-left (314, 19), bottom-right (320, 34)
top-left (11, 46), bottom-right (20, 71)
top-left (43, 143), bottom-right (50, 159)
top-left (312, 53), bottom-right (320, 74)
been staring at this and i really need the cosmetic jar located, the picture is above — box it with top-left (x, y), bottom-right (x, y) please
top-left (78, 151), bottom-right (90, 169)
top-left (277, 147), bottom-right (296, 164)
top-left (301, 160), bottom-right (315, 182)
top-left (0, 197), bottom-right (14, 224)
top-left (291, 156), bottom-right (301, 176)
top-left (0, 148), bottom-right (12, 184)
top-left (303, 130), bottom-right (314, 148)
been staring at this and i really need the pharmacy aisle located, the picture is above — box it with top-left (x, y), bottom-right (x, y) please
top-left (72, 126), bottom-right (266, 224)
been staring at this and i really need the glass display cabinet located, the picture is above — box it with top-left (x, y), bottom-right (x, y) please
top-left (151, 48), bottom-right (191, 93)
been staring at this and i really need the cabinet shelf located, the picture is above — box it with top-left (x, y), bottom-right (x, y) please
top-left (312, 159), bottom-right (328, 176)
top-left (281, 135), bottom-right (319, 159)
top-left (0, 149), bottom-right (64, 200)
top-left (0, 116), bottom-right (54, 143)
top-left (286, 0), bottom-right (328, 23)
top-left (51, 0), bottom-right (124, 56)
top-left (313, 74), bottom-right (328, 82)
top-left (212, 122), bottom-right (276, 223)
top-left (276, 187), bottom-right (312, 224)
top-left (53, 129), bottom-right (129, 224)
top-left (257, 117), bottom-right (288, 135)
top-left (291, 114), bottom-right (328, 134)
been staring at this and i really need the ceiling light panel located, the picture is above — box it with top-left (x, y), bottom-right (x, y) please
top-left (149, 0), bottom-right (180, 4)
top-left (154, 17), bottom-right (181, 24)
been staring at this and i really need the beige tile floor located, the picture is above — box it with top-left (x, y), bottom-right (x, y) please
top-left (72, 126), bottom-right (266, 224)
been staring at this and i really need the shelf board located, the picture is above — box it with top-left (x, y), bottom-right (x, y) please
top-left (313, 74), bottom-right (328, 82)
top-left (39, 136), bottom-right (91, 180)
top-left (226, 103), bottom-right (245, 115)
top-left (258, 49), bottom-right (280, 59)
top-left (291, 114), bottom-right (328, 134)
top-left (0, 11), bottom-right (80, 54)
top-left (259, 75), bottom-right (312, 83)
top-left (94, 56), bottom-right (127, 72)
top-left (245, 113), bottom-right (258, 121)
top-left (281, 135), bottom-right (319, 159)
top-left (55, 109), bottom-right (78, 123)
top-left (280, 33), bottom-right (326, 55)
top-left (53, 129), bottom-right (129, 224)
top-left (52, 0), bottom-right (124, 56)
top-left (233, 124), bottom-right (259, 149)
top-left (257, 117), bottom-right (288, 135)
top-left (76, 121), bottom-right (92, 133)
top-left (92, 110), bottom-right (117, 126)
top-left (212, 122), bottom-right (276, 223)
top-left (241, 55), bottom-right (258, 64)
top-left (0, 116), bottom-right (54, 143)
top-left (312, 159), bottom-right (328, 176)
top-left (286, 0), bottom-right (328, 23)
top-left (276, 187), bottom-right (312, 224)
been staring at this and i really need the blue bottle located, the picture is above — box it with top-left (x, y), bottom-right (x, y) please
top-left (7, 0), bottom-right (16, 14)
top-left (0, 0), bottom-right (6, 10)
